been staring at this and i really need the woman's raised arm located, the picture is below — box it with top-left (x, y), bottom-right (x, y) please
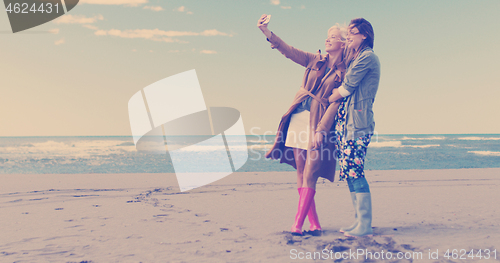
top-left (257, 14), bottom-right (316, 68)
top-left (257, 14), bottom-right (272, 39)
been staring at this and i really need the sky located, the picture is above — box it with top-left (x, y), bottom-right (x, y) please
top-left (1, 0), bottom-right (499, 136)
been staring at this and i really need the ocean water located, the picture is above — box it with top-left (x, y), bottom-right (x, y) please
top-left (1, 134), bottom-right (500, 174)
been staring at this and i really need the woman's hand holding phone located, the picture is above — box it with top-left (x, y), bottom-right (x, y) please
top-left (258, 14), bottom-right (272, 39)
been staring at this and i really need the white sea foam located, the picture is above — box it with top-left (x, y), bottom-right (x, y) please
top-left (457, 137), bottom-right (500, 141)
top-left (405, 144), bottom-right (440, 148)
top-left (177, 145), bottom-right (248, 152)
top-left (368, 141), bottom-right (440, 148)
top-left (447, 144), bottom-right (474, 149)
top-left (248, 139), bottom-right (270, 144)
top-left (368, 141), bottom-right (403, 148)
top-left (400, 136), bottom-right (446, 141)
top-left (469, 151), bottom-right (500, 156)
top-left (0, 140), bottom-right (137, 157)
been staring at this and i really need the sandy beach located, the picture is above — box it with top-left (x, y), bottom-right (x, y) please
top-left (1, 168), bottom-right (499, 262)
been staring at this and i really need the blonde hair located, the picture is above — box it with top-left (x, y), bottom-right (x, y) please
top-left (327, 23), bottom-right (348, 43)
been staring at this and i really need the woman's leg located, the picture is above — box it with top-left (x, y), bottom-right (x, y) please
top-left (294, 148), bottom-right (307, 188)
top-left (302, 150), bottom-right (321, 189)
top-left (292, 147), bottom-right (306, 235)
top-left (340, 177), bottom-right (369, 233)
top-left (338, 142), bottom-right (359, 233)
top-left (291, 147), bottom-right (323, 235)
top-left (350, 177), bottom-right (370, 193)
top-left (292, 150), bottom-right (322, 234)
top-left (291, 187), bottom-right (316, 235)
top-left (293, 147), bottom-right (307, 230)
top-left (343, 135), bottom-right (373, 237)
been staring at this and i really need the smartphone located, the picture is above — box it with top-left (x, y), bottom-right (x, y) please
top-left (263, 15), bottom-right (271, 25)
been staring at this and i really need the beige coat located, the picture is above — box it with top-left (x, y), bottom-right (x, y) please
top-left (265, 32), bottom-right (346, 182)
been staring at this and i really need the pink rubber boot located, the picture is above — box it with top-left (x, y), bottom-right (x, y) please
top-left (291, 187), bottom-right (316, 236)
top-left (307, 195), bottom-right (322, 231)
top-left (297, 188), bottom-right (321, 231)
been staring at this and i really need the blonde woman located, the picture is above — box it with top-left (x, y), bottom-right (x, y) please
top-left (258, 14), bottom-right (347, 236)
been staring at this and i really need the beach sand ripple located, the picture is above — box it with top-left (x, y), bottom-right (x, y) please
top-left (0, 169), bottom-right (499, 262)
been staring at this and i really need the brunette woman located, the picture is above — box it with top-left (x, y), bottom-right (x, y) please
top-left (326, 18), bottom-right (381, 237)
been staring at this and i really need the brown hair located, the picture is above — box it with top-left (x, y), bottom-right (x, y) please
top-left (344, 18), bottom-right (374, 65)
top-left (349, 18), bottom-right (374, 49)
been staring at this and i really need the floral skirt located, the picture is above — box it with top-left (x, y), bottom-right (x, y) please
top-left (334, 98), bottom-right (372, 181)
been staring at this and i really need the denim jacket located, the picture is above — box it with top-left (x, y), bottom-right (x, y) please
top-left (342, 46), bottom-right (381, 140)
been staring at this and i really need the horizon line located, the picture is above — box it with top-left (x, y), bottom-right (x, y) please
top-left (1, 133), bottom-right (500, 138)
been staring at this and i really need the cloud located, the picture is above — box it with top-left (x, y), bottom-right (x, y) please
top-left (92, 28), bottom-right (232, 43)
top-left (199, 29), bottom-right (232, 37)
top-left (54, 14), bottom-right (104, 24)
top-left (174, 5), bottom-right (192, 14)
top-left (280, 6), bottom-right (291, 9)
top-left (96, 29), bottom-right (194, 37)
top-left (82, 24), bottom-right (99, 30)
top-left (94, 30), bottom-right (107, 36)
top-left (79, 0), bottom-right (147, 6)
top-left (270, 0), bottom-right (280, 5)
top-left (54, 38), bottom-right (65, 45)
top-left (143, 5), bottom-right (163, 11)
top-left (48, 28), bottom-right (60, 34)
top-left (200, 50), bottom-right (217, 54)
top-left (174, 6), bottom-right (185, 12)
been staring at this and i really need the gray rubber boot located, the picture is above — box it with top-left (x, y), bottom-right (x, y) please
top-left (344, 193), bottom-right (373, 237)
top-left (339, 192), bottom-right (358, 233)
